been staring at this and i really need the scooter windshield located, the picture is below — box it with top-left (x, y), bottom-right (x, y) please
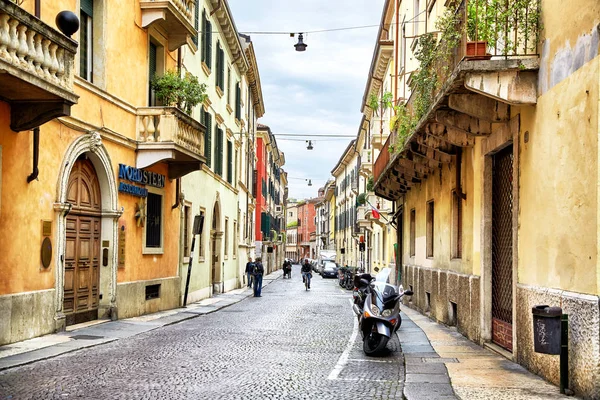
top-left (375, 267), bottom-right (392, 283)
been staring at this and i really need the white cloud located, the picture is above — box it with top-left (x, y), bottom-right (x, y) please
top-left (228, 0), bottom-right (384, 200)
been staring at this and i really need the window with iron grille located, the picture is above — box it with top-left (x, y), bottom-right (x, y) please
top-left (452, 190), bottom-right (463, 259)
top-left (80, 0), bottom-right (93, 81)
top-left (426, 201), bottom-right (434, 258)
top-left (145, 192), bottom-right (163, 251)
top-left (410, 209), bottom-right (416, 256)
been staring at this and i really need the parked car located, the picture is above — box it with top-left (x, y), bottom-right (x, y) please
top-left (321, 261), bottom-right (340, 278)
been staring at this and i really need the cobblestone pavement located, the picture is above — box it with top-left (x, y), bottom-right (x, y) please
top-left (0, 266), bottom-right (404, 400)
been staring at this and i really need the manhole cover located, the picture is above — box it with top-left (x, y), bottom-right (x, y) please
top-left (70, 335), bottom-right (104, 340)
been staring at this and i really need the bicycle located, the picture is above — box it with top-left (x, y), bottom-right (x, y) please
top-left (303, 272), bottom-right (311, 291)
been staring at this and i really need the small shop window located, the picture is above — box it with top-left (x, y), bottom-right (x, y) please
top-left (143, 190), bottom-right (164, 254)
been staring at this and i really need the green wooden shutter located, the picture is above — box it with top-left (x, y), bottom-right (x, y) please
top-left (193, 4), bottom-right (199, 46)
top-left (216, 128), bottom-right (223, 176)
top-left (235, 83), bottom-right (241, 119)
top-left (227, 140), bottom-right (233, 183)
top-left (206, 20), bottom-right (212, 69)
top-left (81, 0), bottom-right (93, 17)
top-left (201, 10), bottom-right (206, 61)
top-left (204, 112), bottom-right (212, 169)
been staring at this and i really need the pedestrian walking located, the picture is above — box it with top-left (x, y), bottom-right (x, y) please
top-left (253, 257), bottom-right (264, 297)
top-left (245, 257), bottom-right (255, 288)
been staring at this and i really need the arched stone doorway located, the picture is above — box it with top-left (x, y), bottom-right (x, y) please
top-left (55, 132), bottom-right (121, 330)
top-left (211, 201), bottom-right (223, 294)
top-left (64, 157), bottom-right (102, 325)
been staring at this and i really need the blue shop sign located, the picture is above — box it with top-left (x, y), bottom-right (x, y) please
top-left (118, 164), bottom-right (166, 197)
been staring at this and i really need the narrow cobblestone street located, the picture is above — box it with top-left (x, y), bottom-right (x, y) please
top-left (0, 266), bottom-right (405, 400)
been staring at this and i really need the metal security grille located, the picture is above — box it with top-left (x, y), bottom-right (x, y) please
top-left (491, 145), bottom-right (513, 350)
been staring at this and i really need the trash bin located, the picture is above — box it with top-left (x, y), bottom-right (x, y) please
top-left (532, 305), bottom-right (562, 355)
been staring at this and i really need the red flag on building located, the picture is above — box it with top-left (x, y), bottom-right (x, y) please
top-left (371, 207), bottom-right (380, 219)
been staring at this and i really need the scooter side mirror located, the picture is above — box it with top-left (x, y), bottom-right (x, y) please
top-left (404, 290), bottom-right (414, 296)
top-left (360, 278), bottom-right (370, 286)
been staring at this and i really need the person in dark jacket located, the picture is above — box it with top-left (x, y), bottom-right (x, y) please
top-left (253, 257), bottom-right (264, 297)
top-left (301, 259), bottom-right (312, 289)
top-left (245, 257), bottom-right (254, 288)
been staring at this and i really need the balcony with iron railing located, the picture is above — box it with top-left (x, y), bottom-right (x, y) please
top-left (0, 0), bottom-right (78, 131)
top-left (140, 0), bottom-right (196, 51)
top-left (373, 0), bottom-right (540, 200)
top-left (136, 107), bottom-right (206, 179)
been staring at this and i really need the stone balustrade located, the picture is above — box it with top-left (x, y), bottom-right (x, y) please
top-left (137, 107), bottom-right (204, 158)
top-left (0, 1), bottom-right (76, 93)
top-left (172, 0), bottom-right (194, 23)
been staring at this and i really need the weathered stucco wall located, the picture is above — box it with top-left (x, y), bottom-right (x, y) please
top-left (518, 57), bottom-right (599, 295)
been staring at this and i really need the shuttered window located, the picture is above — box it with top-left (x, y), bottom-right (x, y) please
top-left (227, 140), bottom-right (233, 184)
top-left (192, 3), bottom-right (199, 46)
top-left (426, 201), bottom-right (434, 258)
top-left (410, 209), bottom-right (416, 257)
top-left (215, 127), bottom-right (223, 176)
top-left (235, 82), bottom-right (241, 120)
top-left (204, 111), bottom-right (212, 169)
top-left (216, 43), bottom-right (224, 90)
top-left (201, 11), bottom-right (212, 69)
top-left (79, 0), bottom-right (93, 81)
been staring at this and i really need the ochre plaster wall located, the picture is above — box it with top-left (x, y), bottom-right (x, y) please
top-left (518, 57), bottom-right (599, 295)
top-left (402, 149), bottom-right (476, 277)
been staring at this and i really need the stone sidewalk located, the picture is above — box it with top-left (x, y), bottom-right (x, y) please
top-left (399, 307), bottom-right (576, 399)
top-left (0, 270), bottom-right (282, 372)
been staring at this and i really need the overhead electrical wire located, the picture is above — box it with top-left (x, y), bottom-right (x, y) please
top-left (239, 24), bottom-right (380, 35)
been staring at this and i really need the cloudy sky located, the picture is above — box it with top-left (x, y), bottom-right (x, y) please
top-left (228, 0), bottom-right (385, 200)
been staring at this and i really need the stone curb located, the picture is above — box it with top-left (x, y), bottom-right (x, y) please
top-left (397, 311), bottom-right (457, 400)
top-left (0, 271), bottom-right (283, 372)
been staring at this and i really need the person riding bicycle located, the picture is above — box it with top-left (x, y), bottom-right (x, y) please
top-left (301, 259), bottom-right (312, 289)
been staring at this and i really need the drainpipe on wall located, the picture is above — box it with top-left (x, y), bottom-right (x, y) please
top-left (27, 0), bottom-right (42, 184)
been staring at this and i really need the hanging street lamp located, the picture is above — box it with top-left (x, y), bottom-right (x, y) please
top-left (294, 33), bottom-right (307, 52)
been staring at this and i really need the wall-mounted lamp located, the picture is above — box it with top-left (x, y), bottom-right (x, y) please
top-left (294, 33), bottom-right (307, 52)
top-left (306, 140), bottom-right (313, 150)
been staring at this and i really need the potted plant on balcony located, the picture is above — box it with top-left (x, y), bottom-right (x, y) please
top-left (151, 70), bottom-right (207, 115)
top-left (466, 0), bottom-right (542, 58)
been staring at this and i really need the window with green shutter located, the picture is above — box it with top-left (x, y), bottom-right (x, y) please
top-left (80, 0), bottom-right (93, 81)
top-left (201, 11), bottom-right (212, 69)
top-left (215, 127), bottom-right (223, 176)
top-left (148, 42), bottom-right (157, 106)
top-left (235, 82), bottom-right (241, 120)
top-left (227, 140), bottom-right (233, 184)
top-left (204, 111), bottom-right (212, 169)
top-left (192, 3), bottom-right (199, 46)
top-left (216, 43), bottom-right (224, 90)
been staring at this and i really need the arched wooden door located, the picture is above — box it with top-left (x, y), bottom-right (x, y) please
top-left (64, 157), bottom-right (102, 326)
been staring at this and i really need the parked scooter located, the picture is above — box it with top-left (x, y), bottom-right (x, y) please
top-left (352, 268), bottom-right (413, 356)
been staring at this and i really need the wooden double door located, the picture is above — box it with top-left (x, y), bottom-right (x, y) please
top-left (63, 158), bottom-right (102, 326)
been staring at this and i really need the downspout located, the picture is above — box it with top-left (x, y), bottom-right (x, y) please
top-left (173, 47), bottom-right (182, 209)
top-left (27, 0), bottom-right (41, 184)
top-left (210, 0), bottom-right (222, 16)
top-left (394, 0), bottom-right (400, 106)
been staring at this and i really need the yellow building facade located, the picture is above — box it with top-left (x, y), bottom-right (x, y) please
top-left (0, 0), bottom-right (209, 345)
top-left (372, 0), bottom-right (600, 397)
